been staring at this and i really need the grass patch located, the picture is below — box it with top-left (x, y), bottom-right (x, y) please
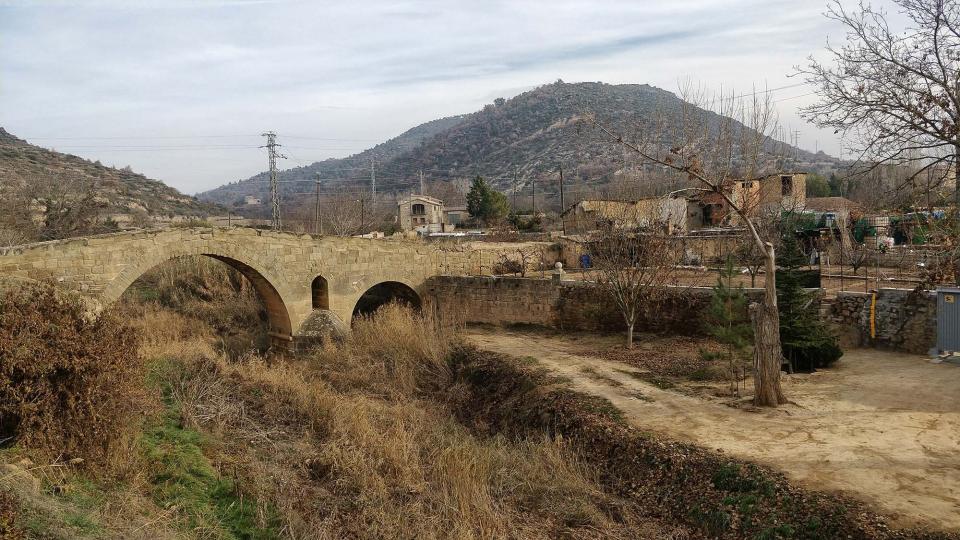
top-left (142, 360), bottom-right (280, 539)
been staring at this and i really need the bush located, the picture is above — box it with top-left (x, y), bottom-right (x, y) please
top-left (0, 491), bottom-right (22, 540)
top-left (0, 282), bottom-right (144, 473)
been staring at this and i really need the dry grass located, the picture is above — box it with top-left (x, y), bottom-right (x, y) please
top-left (145, 304), bottom-right (671, 539)
top-left (2, 262), bottom-right (675, 538)
top-left (122, 256), bottom-right (269, 358)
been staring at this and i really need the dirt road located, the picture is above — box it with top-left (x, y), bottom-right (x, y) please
top-left (467, 328), bottom-right (960, 531)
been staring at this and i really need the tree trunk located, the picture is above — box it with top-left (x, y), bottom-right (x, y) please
top-left (626, 323), bottom-right (634, 349)
top-left (750, 244), bottom-right (786, 406)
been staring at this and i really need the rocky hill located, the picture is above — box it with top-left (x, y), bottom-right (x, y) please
top-left (0, 127), bottom-right (223, 220)
top-left (199, 81), bottom-right (840, 211)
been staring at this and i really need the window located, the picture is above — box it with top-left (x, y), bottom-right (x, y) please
top-left (781, 176), bottom-right (793, 196)
top-left (741, 181), bottom-right (754, 189)
top-left (412, 203), bottom-right (425, 216)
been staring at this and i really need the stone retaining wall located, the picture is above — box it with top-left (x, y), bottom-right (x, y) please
top-left (827, 288), bottom-right (936, 354)
top-left (424, 275), bottom-right (764, 335)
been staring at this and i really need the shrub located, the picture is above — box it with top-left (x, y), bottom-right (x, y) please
top-left (0, 491), bottom-right (22, 540)
top-left (0, 282), bottom-right (145, 473)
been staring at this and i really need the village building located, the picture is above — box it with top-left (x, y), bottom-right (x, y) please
top-left (560, 172), bottom-right (809, 236)
top-left (560, 197), bottom-right (690, 235)
top-left (397, 195), bottom-right (448, 233)
top-left (699, 172), bottom-right (808, 227)
top-left (444, 205), bottom-right (469, 227)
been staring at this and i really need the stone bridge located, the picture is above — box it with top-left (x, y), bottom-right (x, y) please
top-left (0, 227), bottom-right (482, 347)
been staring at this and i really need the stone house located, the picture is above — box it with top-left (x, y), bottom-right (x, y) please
top-left (398, 195), bottom-right (446, 233)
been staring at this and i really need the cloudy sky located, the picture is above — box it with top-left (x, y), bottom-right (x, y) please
top-left (0, 0), bottom-right (901, 194)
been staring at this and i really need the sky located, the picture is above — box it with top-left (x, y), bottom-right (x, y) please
top-left (0, 0), bottom-right (903, 194)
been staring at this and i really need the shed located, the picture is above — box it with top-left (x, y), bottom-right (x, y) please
top-left (936, 286), bottom-right (960, 355)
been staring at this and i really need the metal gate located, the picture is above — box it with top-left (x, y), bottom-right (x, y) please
top-left (937, 287), bottom-right (960, 354)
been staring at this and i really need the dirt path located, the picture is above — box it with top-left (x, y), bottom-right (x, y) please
top-left (466, 328), bottom-right (960, 531)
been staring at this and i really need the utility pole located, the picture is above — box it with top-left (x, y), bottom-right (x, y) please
top-left (558, 164), bottom-right (565, 211)
top-left (559, 164), bottom-right (566, 235)
top-left (260, 131), bottom-right (285, 231)
top-left (370, 159), bottom-right (376, 199)
top-left (512, 166), bottom-right (518, 211)
top-left (314, 172), bottom-right (323, 235)
top-left (419, 169), bottom-right (425, 195)
top-left (532, 176), bottom-right (536, 215)
top-left (792, 129), bottom-right (801, 163)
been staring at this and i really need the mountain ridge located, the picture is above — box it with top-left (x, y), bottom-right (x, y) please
top-left (198, 81), bottom-right (840, 211)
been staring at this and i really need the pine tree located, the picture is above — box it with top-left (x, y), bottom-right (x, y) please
top-left (704, 256), bottom-right (753, 396)
top-left (777, 230), bottom-right (843, 372)
top-left (466, 176), bottom-right (509, 226)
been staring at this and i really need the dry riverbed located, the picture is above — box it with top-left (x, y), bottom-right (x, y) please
top-left (466, 327), bottom-right (960, 532)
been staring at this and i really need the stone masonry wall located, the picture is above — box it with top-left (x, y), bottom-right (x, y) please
top-left (0, 227), bottom-right (486, 345)
top-left (827, 288), bottom-right (936, 354)
top-left (424, 276), bottom-right (765, 335)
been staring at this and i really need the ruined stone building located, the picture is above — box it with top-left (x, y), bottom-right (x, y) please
top-left (560, 197), bottom-right (690, 235)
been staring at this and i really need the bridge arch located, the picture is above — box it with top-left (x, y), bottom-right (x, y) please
top-left (103, 245), bottom-right (296, 347)
top-left (352, 280), bottom-right (422, 321)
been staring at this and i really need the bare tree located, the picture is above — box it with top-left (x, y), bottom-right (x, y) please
top-left (735, 232), bottom-right (766, 288)
top-left (799, 0), bottom-right (960, 205)
top-left (590, 203), bottom-right (681, 348)
top-left (323, 189), bottom-right (364, 237)
top-left (586, 85), bottom-right (789, 406)
top-left (492, 247), bottom-right (538, 276)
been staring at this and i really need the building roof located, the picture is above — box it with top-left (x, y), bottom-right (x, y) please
top-left (804, 197), bottom-right (862, 213)
top-left (398, 195), bottom-right (444, 206)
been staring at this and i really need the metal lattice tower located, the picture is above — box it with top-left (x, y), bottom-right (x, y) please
top-left (261, 131), bottom-right (286, 231)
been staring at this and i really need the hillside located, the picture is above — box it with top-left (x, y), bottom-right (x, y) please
top-left (0, 127), bottom-right (223, 221)
top-left (199, 81), bottom-right (840, 211)
top-left (200, 115), bottom-right (468, 208)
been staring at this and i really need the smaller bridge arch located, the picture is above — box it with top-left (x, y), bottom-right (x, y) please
top-left (352, 280), bottom-right (422, 320)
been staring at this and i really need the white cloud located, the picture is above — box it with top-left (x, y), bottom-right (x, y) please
top-left (0, 0), bottom-right (900, 193)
